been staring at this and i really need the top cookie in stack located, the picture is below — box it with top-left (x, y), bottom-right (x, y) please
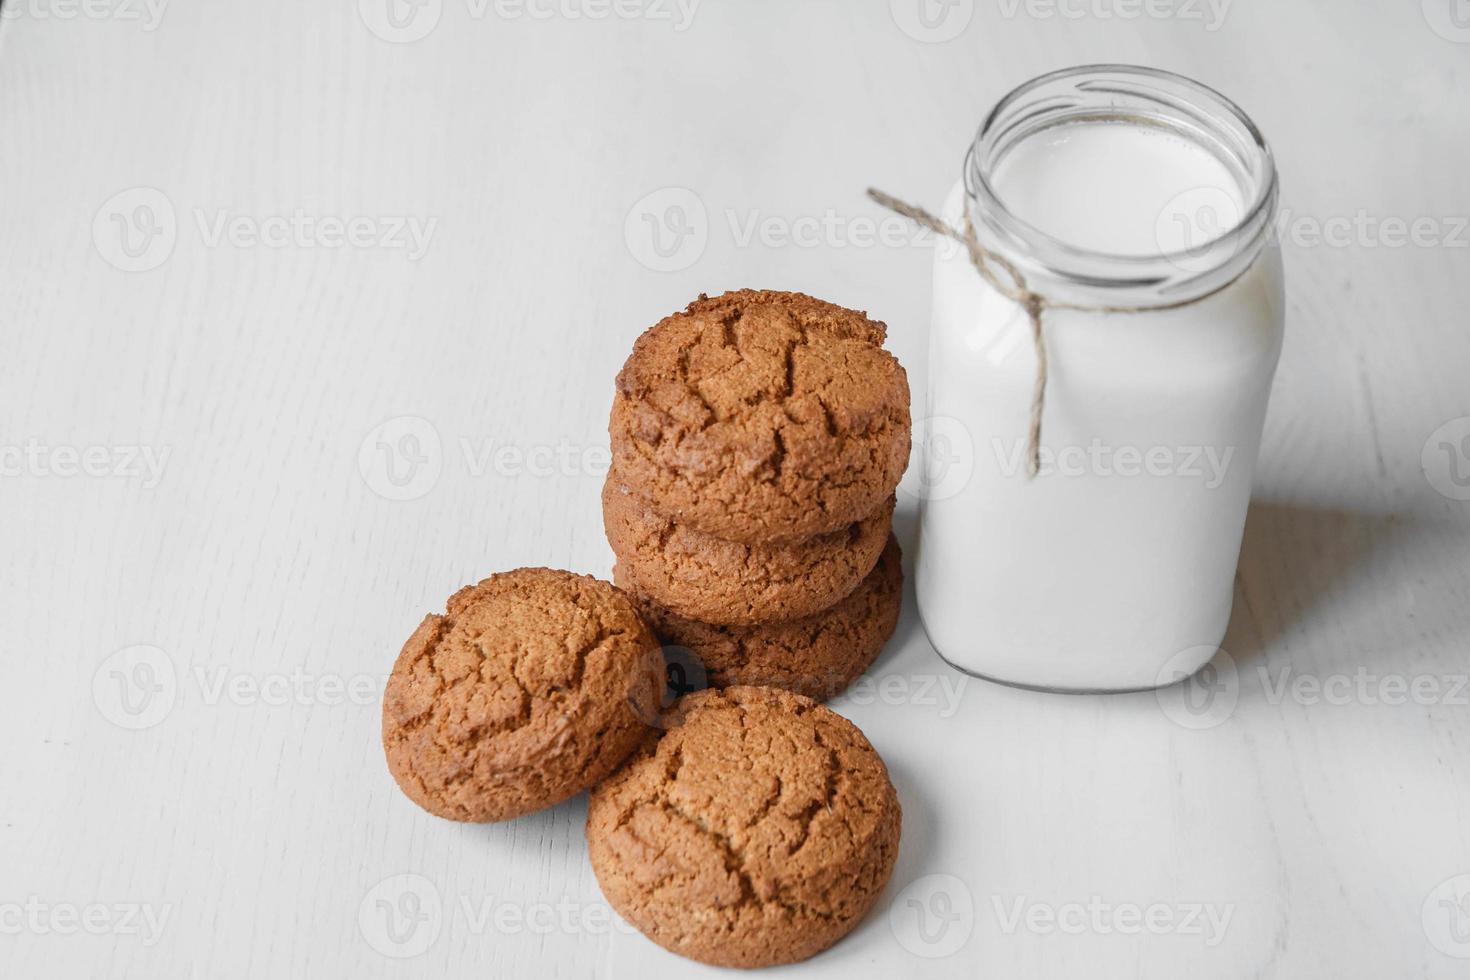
top-left (609, 289), bottom-right (910, 541)
top-left (605, 289), bottom-right (910, 700)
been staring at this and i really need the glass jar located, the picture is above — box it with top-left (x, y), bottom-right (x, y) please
top-left (914, 65), bottom-right (1283, 692)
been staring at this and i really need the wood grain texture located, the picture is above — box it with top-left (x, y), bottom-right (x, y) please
top-left (1, 1), bottom-right (1468, 977)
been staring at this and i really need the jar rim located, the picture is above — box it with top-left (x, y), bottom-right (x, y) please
top-left (964, 64), bottom-right (1280, 305)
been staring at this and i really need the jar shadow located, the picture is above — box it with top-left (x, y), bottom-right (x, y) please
top-left (1223, 499), bottom-right (1407, 670)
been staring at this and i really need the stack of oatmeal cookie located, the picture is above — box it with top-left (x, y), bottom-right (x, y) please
top-left (382, 290), bottom-right (913, 966)
top-left (604, 289), bottom-right (910, 700)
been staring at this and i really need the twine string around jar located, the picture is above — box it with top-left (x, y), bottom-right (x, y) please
top-left (867, 187), bottom-right (1247, 480)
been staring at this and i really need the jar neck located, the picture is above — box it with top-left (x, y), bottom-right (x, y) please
top-left (963, 65), bottom-right (1279, 308)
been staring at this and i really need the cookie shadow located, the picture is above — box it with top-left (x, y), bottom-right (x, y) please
top-left (880, 754), bottom-right (940, 881)
top-left (878, 497), bottom-right (926, 668)
top-left (476, 792), bottom-right (592, 854)
top-left (797, 752), bottom-right (939, 969)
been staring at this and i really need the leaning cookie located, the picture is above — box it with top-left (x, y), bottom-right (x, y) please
top-left (604, 472), bottom-right (893, 626)
top-left (610, 289), bottom-right (910, 544)
top-left (623, 536), bottom-right (903, 702)
top-left (381, 568), bottom-right (663, 822)
top-left (586, 686), bottom-right (902, 968)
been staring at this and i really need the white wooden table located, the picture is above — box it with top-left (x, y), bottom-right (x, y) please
top-left (3, 2), bottom-right (1469, 977)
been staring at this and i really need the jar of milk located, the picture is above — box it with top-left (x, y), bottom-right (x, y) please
top-left (914, 65), bottom-right (1283, 692)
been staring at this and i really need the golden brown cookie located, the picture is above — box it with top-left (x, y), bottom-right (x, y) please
top-left (381, 568), bottom-right (663, 822)
top-left (603, 470), bottom-right (893, 626)
top-left (586, 686), bottom-right (902, 968)
top-left (623, 536), bottom-right (903, 701)
top-left (610, 290), bottom-right (910, 544)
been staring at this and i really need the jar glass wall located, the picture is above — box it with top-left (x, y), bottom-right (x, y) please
top-left (915, 65), bottom-right (1284, 692)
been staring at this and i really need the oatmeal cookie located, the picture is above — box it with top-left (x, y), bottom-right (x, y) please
top-left (610, 289), bottom-right (910, 543)
top-left (382, 568), bottom-right (662, 822)
top-left (586, 686), bottom-right (902, 968)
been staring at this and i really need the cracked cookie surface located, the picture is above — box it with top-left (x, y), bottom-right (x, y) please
top-left (625, 536), bottom-right (903, 701)
top-left (586, 686), bottom-right (901, 968)
top-left (610, 290), bottom-right (910, 544)
top-left (382, 568), bottom-right (663, 822)
top-left (604, 468), bottom-right (893, 626)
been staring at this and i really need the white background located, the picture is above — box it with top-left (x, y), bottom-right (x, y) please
top-left (3, 1), bottom-right (1470, 977)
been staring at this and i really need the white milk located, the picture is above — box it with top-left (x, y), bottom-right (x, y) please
top-left (989, 122), bottom-right (1246, 256)
top-left (915, 68), bottom-right (1283, 692)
